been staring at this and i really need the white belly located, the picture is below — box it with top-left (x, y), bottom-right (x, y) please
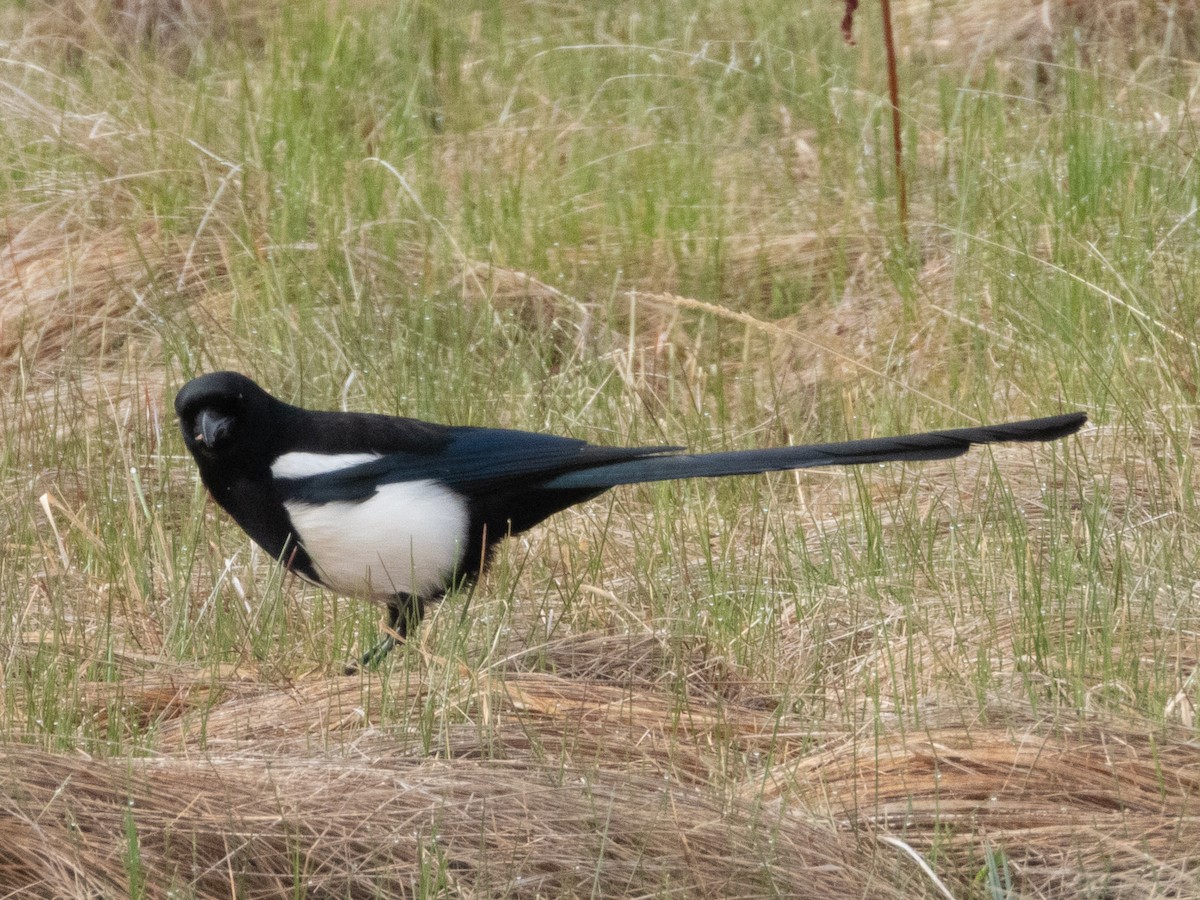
top-left (283, 479), bottom-right (469, 601)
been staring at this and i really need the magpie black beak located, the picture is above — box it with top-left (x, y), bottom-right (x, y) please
top-left (195, 408), bottom-right (234, 448)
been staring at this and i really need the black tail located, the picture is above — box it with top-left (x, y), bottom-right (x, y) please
top-left (544, 412), bottom-right (1086, 490)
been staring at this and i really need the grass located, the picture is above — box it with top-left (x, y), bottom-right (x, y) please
top-left (1, 0), bottom-right (1199, 895)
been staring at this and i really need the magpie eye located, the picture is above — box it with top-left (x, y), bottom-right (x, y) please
top-left (194, 407), bottom-right (235, 449)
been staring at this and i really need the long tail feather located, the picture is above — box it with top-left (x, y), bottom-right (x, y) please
top-left (544, 412), bottom-right (1086, 490)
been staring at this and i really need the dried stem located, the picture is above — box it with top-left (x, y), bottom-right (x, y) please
top-left (880, 0), bottom-right (907, 238)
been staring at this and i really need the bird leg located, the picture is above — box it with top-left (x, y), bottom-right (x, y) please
top-left (345, 593), bottom-right (421, 675)
top-left (348, 595), bottom-right (412, 672)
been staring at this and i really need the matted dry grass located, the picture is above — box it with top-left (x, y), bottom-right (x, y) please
top-left (0, 217), bottom-right (216, 373)
top-left (904, 0), bottom-right (1200, 65)
top-left (6, 642), bottom-right (1196, 898)
top-left (17, 0), bottom-right (274, 68)
top-left (0, 57), bottom-right (236, 383)
top-left (0, 738), bottom-right (928, 899)
top-left (789, 721), bottom-right (1200, 899)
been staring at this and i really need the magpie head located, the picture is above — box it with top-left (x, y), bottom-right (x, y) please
top-left (175, 371), bottom-right (281, 465)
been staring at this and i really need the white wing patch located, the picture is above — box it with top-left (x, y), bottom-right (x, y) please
top-left (271, 451), bottom-right (380, 479)
top-left (284, 479), bottom-right (469, 601)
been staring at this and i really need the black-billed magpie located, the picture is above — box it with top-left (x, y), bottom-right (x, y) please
top-left (175, 371), bottom-right (1085, 670)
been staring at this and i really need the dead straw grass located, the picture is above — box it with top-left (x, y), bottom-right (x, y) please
top-left (0, 216), bottom-right (226, 376)
top-left (904, 0), bottom-right (1200, 73)
top-left (19, 0), bottom-right (273, 65)
top-left (0, 738), bottom-right (927, 899)
top-left (786, 722), bottom-right (1200, 898)
top-left (17, 644), bottom-right (1199, 898)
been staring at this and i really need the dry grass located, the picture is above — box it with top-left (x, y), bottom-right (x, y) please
top-left (0, 52), bottom-right (234, 382)
top-left (8, 644), bottom-right (1197, 897)
top-left (789, 721), bottom-right (1200, 899)
top-left (18, 0), bottom-right (273, 67)
top-left (906, 0), bottom-right (1200, 58)
top-left (0, 738), bottom-right (930, 899)
top-left (0, 218), bottom-right (215, 374)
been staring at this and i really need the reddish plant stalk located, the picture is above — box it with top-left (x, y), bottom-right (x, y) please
top-left (879, 0), bottom-right (907, 237)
